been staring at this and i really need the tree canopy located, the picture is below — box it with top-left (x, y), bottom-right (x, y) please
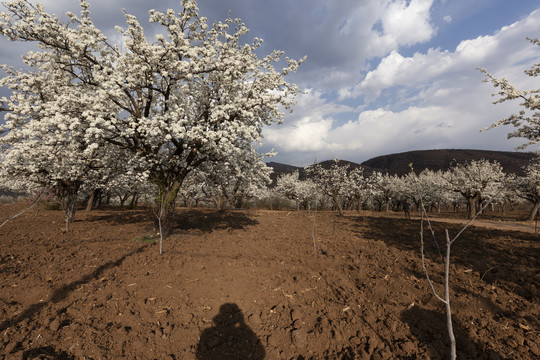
top-left (0, 0), bottom-right (304, 226)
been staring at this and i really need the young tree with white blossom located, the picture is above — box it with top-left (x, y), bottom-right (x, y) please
top-left (0, 0), bottom-right (304, 229)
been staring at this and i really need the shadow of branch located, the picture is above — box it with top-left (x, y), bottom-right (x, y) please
top-left (0, 245), bottom-right (148, 333)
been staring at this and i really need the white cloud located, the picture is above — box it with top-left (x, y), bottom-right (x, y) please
top-left (443, 15), bottom-right (452, 23)
top-left (265, 117), bottom-right (333, 152)
top-left (339, 48), bottom-right (455, 101)
top-left (340, 9), bottom-right (540, 103)
top-left (263, 90), bottom-right (356, 152)
top-left (254, 0), bottom-right (438, 91)
top-left (381, 0), bottom-right (436, 46)
top-left (455, 35), bottom-right (498, 62)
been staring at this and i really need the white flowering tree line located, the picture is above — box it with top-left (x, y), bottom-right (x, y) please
top-left (0, 0), bottom-right (304, 230)
top-left (270, 156), bottom-right (540, 221)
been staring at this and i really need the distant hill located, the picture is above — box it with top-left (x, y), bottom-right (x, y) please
top-left (315, 159), bottom-right (365, 171)
top-left (265, 162), bottom-right (302, 186)
top-left (265, 162), bottom-right (302, 172)
top-left (266, 149), bottom-right (537, 180)
top-left (361, 149), bottom-right (536, 176)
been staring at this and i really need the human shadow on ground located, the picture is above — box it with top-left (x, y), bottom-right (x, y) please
top-left (355, 216), bottom-right (539, 301)
top-left (173, 210), bottom-right (258, 233)
top-left (196, 303), bottom-right (265, 360)
top-left (402, 305), bottom-right (504, 359)
top-left (0, 245), bottom-right (148, 334)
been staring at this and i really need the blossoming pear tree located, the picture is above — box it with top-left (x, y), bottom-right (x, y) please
top-left (368, 171), bottom-right (400, 212)
top-left (342, 167), bottom-right (367, 212)
top-left (191, 148), bottom-right (273, 209)
top-left (402, 169), bottom-right (449, 213)
top-left (0, 0), bottom-right (304, 227)
top-left (275, 170), bottom-right (304, 210)
top-left (305, 159), bottom-right (351, 216)
top-left (443, 159), bottom-right (506, 219)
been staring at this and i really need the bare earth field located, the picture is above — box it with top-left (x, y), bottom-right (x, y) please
top-left (0, 204), bottom-right (539, 359)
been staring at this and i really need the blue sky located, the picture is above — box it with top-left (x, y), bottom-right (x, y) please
top-left (1, 0), bottom-right (539, 166)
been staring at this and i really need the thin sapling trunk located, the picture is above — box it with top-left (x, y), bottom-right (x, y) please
top-left (153, 194), bottom-right (166, 256)
top-left (420, 197), bottom-right (495, 360)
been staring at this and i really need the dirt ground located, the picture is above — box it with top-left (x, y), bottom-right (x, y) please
top-left (0, 204), bottom-right (538, 359)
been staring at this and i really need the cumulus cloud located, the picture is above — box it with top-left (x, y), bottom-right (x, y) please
top-left (380, 0), bottom-right (436, 46)
top-left (263, 90), bottom-right (356, 152)
top-left (224, 0), bottom-right (437, 91)
top-left (340, 9), bottom-right (540, 104)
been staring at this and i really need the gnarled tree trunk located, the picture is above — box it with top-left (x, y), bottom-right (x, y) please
top-left (466, 195), bottom-right (479, 220)
top-left (55, 180), bottom-right (81, 232)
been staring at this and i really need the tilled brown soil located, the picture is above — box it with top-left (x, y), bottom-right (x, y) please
top-left (0, 204), bottom-right (538, 359)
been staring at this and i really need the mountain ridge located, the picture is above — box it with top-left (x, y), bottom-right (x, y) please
top-left (266, 149), bottom-right (537, 177)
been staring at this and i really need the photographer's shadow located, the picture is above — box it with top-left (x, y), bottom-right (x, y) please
top-left (196, 303), bottom-right (265, 360)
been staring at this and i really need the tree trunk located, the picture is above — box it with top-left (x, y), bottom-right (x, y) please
top-left (151, 169), bottom-right (188, 236)
top-left (85, 188), bottom-right (101, 212)
top-left (119, 193), bottom-right (130, 207)
top-left (527, 201), bottom-right (540, 222)
top-left (235, 195), bottom-right (243, 209)
top-left (85, 189), bottom-right (96, 212)
top-left (332, 193), bottom-right (344, 216)
top-left (56, 180), bottom-right (81, 232)
top-left (158, 182), bottom-right (182, 232)
top-left (467, 196), bottom-right (477, 219)
top-left (96, 192), bottom-right (103, 209)
top-left (128, 192), bottom-right (139, 209)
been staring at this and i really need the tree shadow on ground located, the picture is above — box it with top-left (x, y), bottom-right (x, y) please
top-left (402, 305), bottom-right (504, 359)
top-left (83, 208), bottom-right (258, 234)
top-left (83, 209), bottom-right (152, 226)
top-left (22, 346), bottom-right (75, 360)
top-left (354, 216), bottom-right (539, 301)
top-left (453, 284), bottom-right (540, 332)
top-left (0, 245), bottom-right (148, 334)
top-left (195, 303), bottom-right (265, 360)
top-left (172, 209), bottom-right (258, 233)
top-left (401, 306), bottom-right (503, 360)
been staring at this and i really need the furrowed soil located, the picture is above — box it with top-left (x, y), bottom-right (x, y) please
top-left (0, 204), bottom-right (539, 359)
